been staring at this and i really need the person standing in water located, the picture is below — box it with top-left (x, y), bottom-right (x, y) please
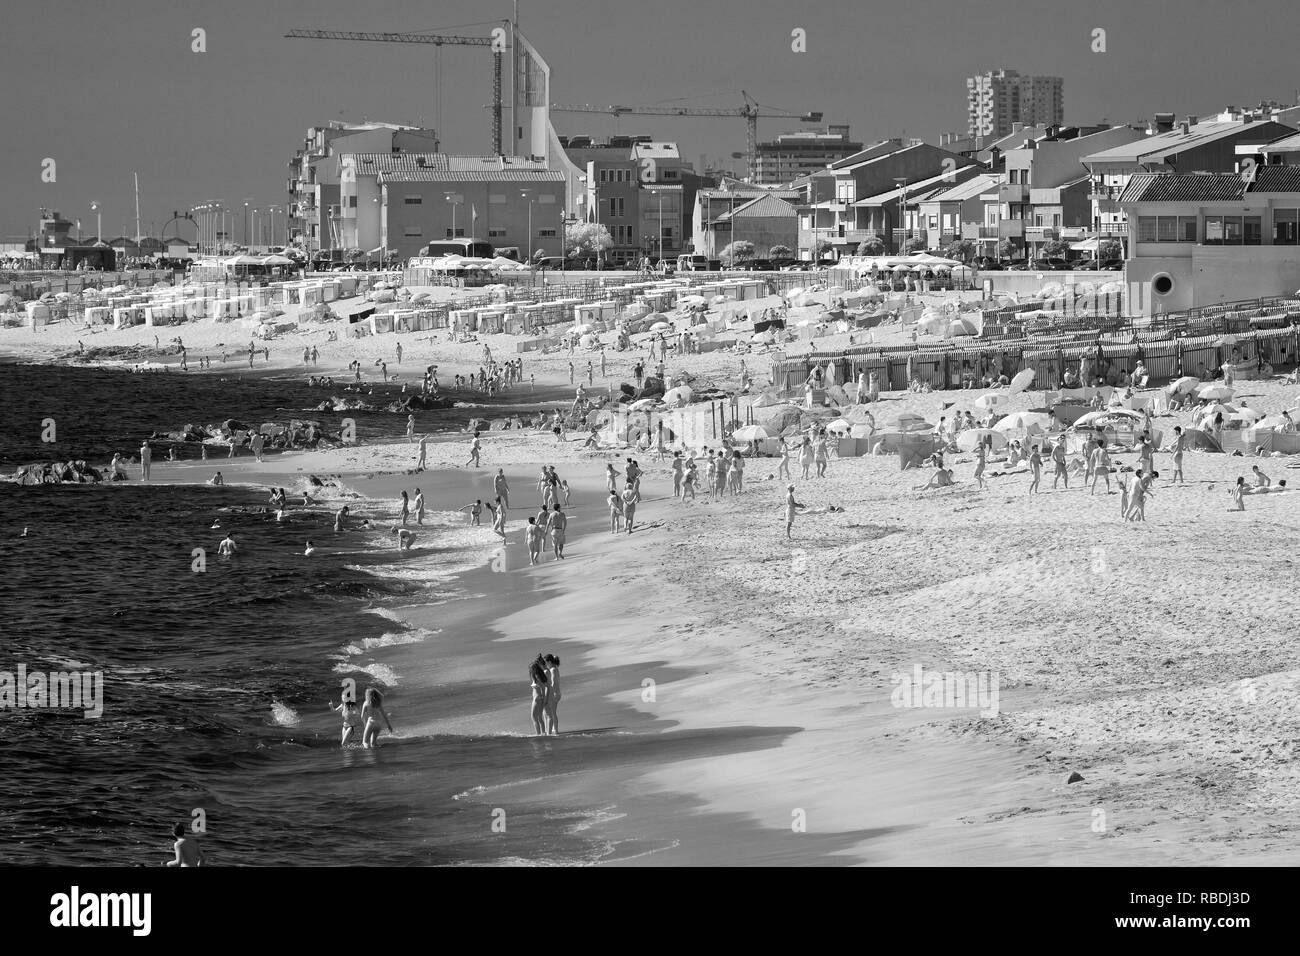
top-left (550, 504), bottom-right (568, 557)
top-left (413, 488), bottom-right (425, 525)
top-left (139, 442), bottom-right (152, 481)
top-left (398, 490), bottom-right (410, 526)
top-left (360, 687), bottom-right (393, 748)
top-left (406, 414), bottom-right (415, 443)
top-left (529, 655), bottom-right (549, 735)
top-left (486, 497), bottom-right (507, 541)
top-left (526, 516), bottom-right (544, 565)
top-left (494, 469), bottom-right (510, 509)
top-left (330, 695), bottom-right (361, 746)
top-left (164, 822), bottom-right (204, 867)
top-left (218, 532), bottom-right (237, 556)
top-left (544, 654), bottom-right (562, 735)
top-left (416, 434), bottom-right (429, 471)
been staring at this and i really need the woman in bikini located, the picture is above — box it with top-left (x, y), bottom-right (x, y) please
top-left (529, 655), bottom-right (550, 735)
top-left (360, 687), bottom-right (393, 748)
top-left (544, 654), bottom-right (562, 735)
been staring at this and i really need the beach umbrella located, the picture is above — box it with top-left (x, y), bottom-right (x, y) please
top-left (752, 390), bottom-right (785, 408)
top-left (1166, 375), bottom-right (1200, 395)
top-left (750, 331), bottom-right (775, 343)
top-left (826, 418), bottom-right (853, 434)
top-left (1074, 408), bottom-right (1142, 429)
top-left (579, 333), bottom-right (597, 349)
top-left (951, 265), bottom-right (973, 278)
top-left (993, 411), bottom-right (1050, 433)
top-left (931, 263), bottom-right (951, 273)
top-left (1008, 368), bottom-right (1036, 394)
top-left (1251, 413), bottom-right (1294, 430)
top-left (678, 294), bottom-right (706, 306)
top-left (848, 424), bottom-right (875, 439)
top-left (1199, 402), bottom-right (1236, 419)
top-left (662, 385), bottom-right (694, 406)
top-left (973, 393), bottom-right (1005, 411)
top-left (891, 264), bottom-right (912, 274)
top-left (943, 317), bottom-right (977, 338)
top-left (732, 423), bottom-right (772, 442)
top-left (628, 398), bottom-right (658, 411)
top-left (1215, 334), bottom-right (1239, 347)
top-left (570, 323), bottom-right (594, 334)
top-left (649, 320), bottom-right (672, 332)
top-left (1231, 407), bottom-right (1265, 425)
top-left (1195, 383), bottom-right (1234, 401)
top-left (957, 428), bottom-right (1007, 452)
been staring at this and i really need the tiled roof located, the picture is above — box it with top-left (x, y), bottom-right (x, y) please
top-left (1083, 121), bottom-right (1293, 165)
top-left (1117, 172), bottom-right (1244, 203)
top-left (715, 194), bottom-right (797, 220)
top-left (1249, 165), bottom-right (1300, 192)
top-left (347, 153), bottom-right (551, 174)
top-left (1263, 131), bottom-right (1300, 153)
top-left (379, 169), bottom-right (565, 183)
top-left (923, 173), bottom-right (1005, 203)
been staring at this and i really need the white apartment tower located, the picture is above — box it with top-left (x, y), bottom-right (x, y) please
top-left (967, 69), bottom-right (1064, 142)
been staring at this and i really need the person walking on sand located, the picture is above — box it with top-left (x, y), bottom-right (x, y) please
top-left (416, 434), bottom-right (429, 471)
top-left (1090, 439), bottom-right (1112, 495)
top-left (671, 451), bottom-right (684, 497)
top-left (973, 439), bottom-right (987, 489)
top-left (139, 441), bottom-right (152, 481)
top-left (1169, 426), bottom-right (1186, 485)
top-left (544, 654), bottom-right (562, 735)
top-left (466, 434), bottom-right (481, 468)
top-left (608, 488), bottom-right (624, 532)
top-left (529, 654), bottom-right (550, 735)
top-left (1230, 476), bottom-right (1247, 512)
top-left (814, 433), bottom-right (829, 478)
top-left (682, 457), bottom-right (697, 500)
top-left (785, 484), bottom-right (805, 540)
top-left (526, 516), bottom-right (544, 564)
top-left (395, 341), bottom-right (403, 365)
top-left (413, 488), bottom-right (425, 525)
top-left (621, 482), bottom-right (638, 534)
top-left (1050, 439), bottom-right (1068, 490)
top-left (1126, 470), bottom-right (1157, 522)
top-left (1028, 445), bottom-right (1042, 494)
top-left (494, 468), bottom-right (510, 509)
top-left (777, 439), bottom-right (792, 481)
top-left (397, 490), bottom-right (410, 526)
top-left (799, 438), bottom-right (814, 479)
top-left (360, 687), bottom-right (393, 748)
top-left (550, 504), bottom-right (568, 557)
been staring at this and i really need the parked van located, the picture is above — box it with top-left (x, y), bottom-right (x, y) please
top-left (676, 254), bottom-right (709, 272)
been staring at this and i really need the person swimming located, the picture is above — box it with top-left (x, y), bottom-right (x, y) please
top-left (304, 540), bottom-right (315, 556)
top-left (164, 822), bottom-right (204, 867)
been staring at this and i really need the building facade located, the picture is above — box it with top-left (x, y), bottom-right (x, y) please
top-left (966, 69), bottom-right (1064, 142)
top-left (753, 126), bottom-right (862, 185)
top-left (1118, 167), bottom-right (1300, 311)
top-left (377, 159), bottom-right (565, 260)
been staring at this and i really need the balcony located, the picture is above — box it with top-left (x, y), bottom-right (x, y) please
top-left (843, 229), bottom-right (882, 243)
top-left (963, 223), bottom-right (997, 240)
top-left (1024, 226), bottom-right (1058, 242)
top-left (999, 183), bottom-right (1028, 202)
top-left (1087, 185), bottom-right (1123, 201)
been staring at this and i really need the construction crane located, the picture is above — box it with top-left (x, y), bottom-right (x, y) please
top-left (285, 23), bottom-right (510, 153)
top-left (550, 91), bottom-right (823, 182)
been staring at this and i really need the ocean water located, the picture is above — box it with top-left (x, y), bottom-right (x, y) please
top-left (0, 364), bottom-right (617, 866)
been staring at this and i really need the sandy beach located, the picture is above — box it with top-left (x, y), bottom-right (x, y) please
top-left (6, 286), bottom-right (1300, 866)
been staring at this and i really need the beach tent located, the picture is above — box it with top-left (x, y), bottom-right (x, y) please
top-left (826, 418), bottom-right (853, 435)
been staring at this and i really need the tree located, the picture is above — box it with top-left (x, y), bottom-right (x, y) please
top-left (902, 236), bottom-right (927, 254)
top-left (1041, 239), bottom-right (1070, 258)
top-left (719, 240), bottom-right (755, 266)
top-left (858, 235), bottom-right (885, 256)
top-left (769, 244), bottom-right (793, 260)
top-left (564, 221), bottom-right (613, 260)
top-left (1099, 238), bottom-right (1123, 261)
top-left (996, 238), bottom-right (1017, 260)
top-left (814, 240), bottom-right (833, 260)
top-left (941, 239), bottom-right (975, 262)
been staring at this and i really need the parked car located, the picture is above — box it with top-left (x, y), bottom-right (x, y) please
top-left (1102, 258), bottom-right (1125, 271)
top-left (1006, 260), bottom-right (1031, 271)
top-left (1073, 258), bottom-right (1099, 270)
top-left (706, 259), bottom-right (722, 271)
top-left (743, 259), bottom-right (775, 271)
top-left (780, 262), bottom-right (809, 272)
top-left (676, 254), bottom-right (709, 272)
top-left (534, 257), bottom-right (568, 270)
top-left (973, 256), bottom-right (1002, 271)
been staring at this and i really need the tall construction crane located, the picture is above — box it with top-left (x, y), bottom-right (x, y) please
top-left (285, 23), bottom-right (511, 153)
top-left (550, 91), bottom-right (823, 182)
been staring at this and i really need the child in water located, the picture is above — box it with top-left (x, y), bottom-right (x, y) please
top-left (164, 822), bottom-right (204, 867)
top-left (331, 695), bottom-right (361, 746)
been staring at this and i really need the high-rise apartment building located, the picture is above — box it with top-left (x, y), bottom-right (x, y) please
top-left (966, 69), bottom-right (1064, 142)
top-left (753, 126), bottom-right (863, 185)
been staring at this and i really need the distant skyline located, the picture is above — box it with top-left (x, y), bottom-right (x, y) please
top-left (3, 0), bottom-right (1299, 238)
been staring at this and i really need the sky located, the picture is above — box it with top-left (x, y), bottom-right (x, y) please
top-left (3, 0), bottom-right (1299, 240)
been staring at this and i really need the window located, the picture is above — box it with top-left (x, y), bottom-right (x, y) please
top-left (443, 228), bottom-right (465, 238)
top-left (606, 197), bottom-right (625, 218)
top-left (1140, 215), bottom-right (1197, 243)
top-left (664, 169), bottom-right (678, 180)
top-left (661, 227), bottom-right (674, 240)
top-left (1244, 216), bottom-right (1262, 245)
top-left (487, 228), bottom-right (507, 238)
top-left (403, 194), bottom-right (422, 205)
top-left (1274, 208), bottom-right (1300, 244)
top-left (537, 228), bottom-right (556, 237)
top-left (348, 196), bottom-right (358, 208)
top-left (928, 216), bottom-right (938, 229)
top-left (598, 169), bottom-right (608, 183)
top-left (403, 225), bottom-right (422, 237)
top-left (489, 193), bottom-right (506, 204)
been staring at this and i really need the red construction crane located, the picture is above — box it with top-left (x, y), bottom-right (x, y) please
top-left (550, 91), bottom-right (823, 181)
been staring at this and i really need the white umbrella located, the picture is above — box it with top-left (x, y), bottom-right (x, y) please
top-left (1252, 413), bottom-right (1295, 430)
top-left (993, 412), bottom-right (1050, 433)
top-left (750, 331), bottom-right (775, 343)
top-left (826, 418), bottom-right (853, 434)
top-left (1195, 383), bottom-right (1235, 401)
top-left (891, 264), bottom-right (912, 274)
top-left (662, 385), bottom-right (694, 406)
top-left (570, 323), bottom-right (594, 334)
top-left (1008, 368), bottom-right (1036, 394)
top-left (973, 393), bottom-right (1005, 411)
top-left (1166, 375), bottom-right (1200, 395)
top-left (732, 423), bottom-right (772, 442)
top-left (957, 428), bottom-right (1008, 452)
top-left (650, 320), bottom-right (672, 332)
top-left (628, 398), bottom-right (658, 410)
top-left (1074, 408), bottom-right (1142, 429)
top-left (1231, 407), bottom-right (1265, 425)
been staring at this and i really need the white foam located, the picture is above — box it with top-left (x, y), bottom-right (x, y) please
top-left (341, 629), bottom-right (434, 655)
top-left (333, 661), bottom-right (400, 686)
top-left (270, 700), bottom-right (300, 727)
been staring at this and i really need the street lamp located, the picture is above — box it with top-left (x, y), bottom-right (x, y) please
top-left (650, 188), bottom-right (663, 263)
top-left (444, 193), bottom-right (462, 239)
top-left (89, 201), bottom-right (101, 245)
top-left (243, 200), bottom-right (251, 250)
